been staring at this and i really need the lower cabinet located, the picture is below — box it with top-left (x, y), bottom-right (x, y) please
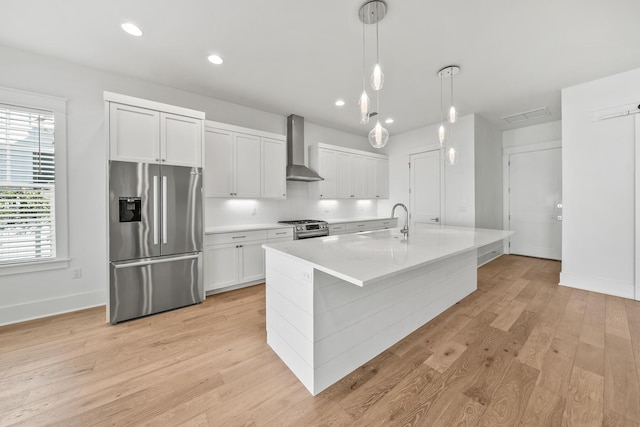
top-left (205, 227), bottom-right (293, 293)
top-left (329, 218), bottom-right (398, 236)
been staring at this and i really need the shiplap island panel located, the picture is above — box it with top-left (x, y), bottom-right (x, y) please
top-left (262, 226), bottom-right (512, 395)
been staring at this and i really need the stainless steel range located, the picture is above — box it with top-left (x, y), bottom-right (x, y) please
top-left (277, 220), bottom-right (329, 239)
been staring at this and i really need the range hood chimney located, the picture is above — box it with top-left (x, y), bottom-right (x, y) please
top-left (286, 114), bottom-right (324, 182)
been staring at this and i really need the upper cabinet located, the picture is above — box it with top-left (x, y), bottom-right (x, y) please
top-left (204, 121), bottom-right (286, 199)
top-left (309, 143), bottom-right (389, 199)
top-left (106, 92), bottom-right (204, 168)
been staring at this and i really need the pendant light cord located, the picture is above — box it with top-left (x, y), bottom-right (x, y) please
top-left (362, 20), bottom-right (366, 90)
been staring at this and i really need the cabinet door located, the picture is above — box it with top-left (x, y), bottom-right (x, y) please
top-left (109, 103), bottom-right (160, 163)
top-left (239, 242), bottom-right (265, 283)
top-left (205, 243), bottom-right (239, 291)
top-left (261, 137), bottom-right (286, 199)
top-left (375, 158), bottom-right (389, 199)
top-left (336, 152), bottom-right (353, 199)
top-left (318, 149), bottom-right (337, 199)
top-left (161, 113), bottom-right (202, 167)
top-left (204, 128), bottom-right (235, 197)
top-left (351, 155), bottom-right (366, 198)
top-left (235, 133), bottom-right (261, 198)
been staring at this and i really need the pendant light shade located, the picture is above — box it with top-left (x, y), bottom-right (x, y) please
top-left (368, 120), bottom-right (389, 148)
top-left (438, 124), bottom-right (446, 145)
top-left (446, 147), bottom-right (459, 165)
top-left (359, 90), bottom-right (370, 124)
top-left (371, 63), bottom-right (384, 91)
top-left (448, 105), bottom-right (457, 123)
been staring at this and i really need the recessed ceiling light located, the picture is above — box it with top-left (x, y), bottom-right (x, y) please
top-left (335, 99), bottom-right (345, 107)
top-left (121, 22), bottom-right (143, 37)
top-left (207, 54), bottom-right (224, 65)
top-left (385, 118), bottom-right (394, 124)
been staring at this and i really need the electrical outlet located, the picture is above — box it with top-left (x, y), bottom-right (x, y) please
top-left (72, 268), bottom-right (82, 279)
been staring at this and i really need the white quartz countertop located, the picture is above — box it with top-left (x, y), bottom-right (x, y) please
top-left (325, 217), bottom-right (396, 224)
top-left (262, 226), bottom-right (513, 287)
top-left (205, 223), bottom-right (292, 234)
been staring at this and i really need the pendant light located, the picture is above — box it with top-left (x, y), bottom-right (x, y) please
top-left (369, 91), bottom-right (389, 148)
top-left (358, 19), bottom-right (370, 124)
top-left (437, 65), bottom-right (461, 165)
top-left (359, 1), bottom-right (389, 148)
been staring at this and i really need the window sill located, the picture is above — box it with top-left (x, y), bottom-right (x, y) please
top-left (0, 258), bottom-right (71, 276)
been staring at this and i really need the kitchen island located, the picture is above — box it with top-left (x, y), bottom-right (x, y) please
top-left (262, 226), bottom-right (512, 395)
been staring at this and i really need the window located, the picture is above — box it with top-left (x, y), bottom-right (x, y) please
top-left (0, 87), bottom-right (68, 274)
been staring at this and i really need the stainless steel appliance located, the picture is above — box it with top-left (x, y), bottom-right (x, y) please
top-left (277, 220), bottom-right (329, 239)
top-left (108, 160), bottom-right (203, 324)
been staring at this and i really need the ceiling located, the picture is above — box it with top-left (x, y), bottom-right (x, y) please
top-left (1, 0), bottom-right (639, 137)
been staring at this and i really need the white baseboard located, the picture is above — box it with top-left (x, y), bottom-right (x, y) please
top-left (559, 271), bottom-right (635, 300)
top-left (0, 291), bottom-right (105, 327)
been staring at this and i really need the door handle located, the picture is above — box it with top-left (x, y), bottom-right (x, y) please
top-left (153, 176), bottom-right (159, 245)
top-left (162, 175), bottom-right (168, 244)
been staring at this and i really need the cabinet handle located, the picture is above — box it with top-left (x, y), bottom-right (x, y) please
top-left (232, 236), bottom-right (246, 239)
top-left (275, 232), bottom-right (287, 235)
top-left (351, 195), bottom-right (354, 198)
top-left (357, 224), bottom-right (365, 227)
top-left (236, 244), bottom-right (243, 248)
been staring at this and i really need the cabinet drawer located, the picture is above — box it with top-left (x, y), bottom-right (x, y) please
top-left (206, 230), bottom-right (267, 246)
top-left (329, 224), bottom-right (346, 235)
top-left (346, 222), bottom-right (369, 233)
top-left (267, 228), bottom-right (293, 240)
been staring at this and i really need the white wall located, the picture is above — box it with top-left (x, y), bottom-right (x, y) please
top-left (561, 67), bottom-right (640, 299)
top-left (0, 45), bottom-right (372, 325)
top-left (503, 121), bottom-right (562, 149)
top-left (379, 115), bottom-right (476, 227)
top-left (474, 116), bottom-right (503, 229)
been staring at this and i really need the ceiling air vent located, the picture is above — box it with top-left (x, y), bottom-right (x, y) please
top-left (502, 107), bottom-right (551, 124)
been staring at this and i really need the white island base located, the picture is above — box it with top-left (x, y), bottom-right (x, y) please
top-left (264, 226), bottom-right (510, 396)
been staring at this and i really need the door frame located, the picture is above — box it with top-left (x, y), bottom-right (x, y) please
top-left (503, 139), bottom-right (562, 255)
top-left (636, 114), bottom-right (640, 300)
top-left (409, 144), bottom-right (444, 227)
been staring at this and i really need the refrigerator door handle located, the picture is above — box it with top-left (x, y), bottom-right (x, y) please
top-left (112, 253), bottom-right (199, 269)
top-left (162, 175), bottom-right (168, 245)
top-left (153, 175), bottom-right (159, 245)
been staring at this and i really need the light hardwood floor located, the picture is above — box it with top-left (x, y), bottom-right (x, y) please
top-left (2, 255), bottom-right (640, 426)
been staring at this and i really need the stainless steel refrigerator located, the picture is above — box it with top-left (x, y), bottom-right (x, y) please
top-left (108, 160), bottom-right (203, 324)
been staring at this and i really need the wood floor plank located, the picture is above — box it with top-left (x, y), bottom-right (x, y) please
top-left (424, 341), bottom-right (468, 374)
top-left (604, 333), bottom-right (640, 423)
top-left (520, 385), bottom-right (565, 426)
top-left (490, 300), bottom-right (528, 331)
top-left (518, 320), bottom-right (556, 370)
top-left (562, 365), bottom-right (604, 427)
top-left (2, 255), bottom-right (638, 426)
top-left (476, 357), bottom-right (539, 426)
top-left (606, 296), bottom-right (632, 340)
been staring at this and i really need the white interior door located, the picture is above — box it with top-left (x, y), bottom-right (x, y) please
top-left (410, 150), bottom-right (441, 227)
top-left (509, 147), bottom-right (562, 260)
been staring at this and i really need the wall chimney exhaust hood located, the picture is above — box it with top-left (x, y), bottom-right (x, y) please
top-left (286, 114), bottom-right (324, 182)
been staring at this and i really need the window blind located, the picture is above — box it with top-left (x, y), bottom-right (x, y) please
top-left (0, 104), bottom-right (56, 263)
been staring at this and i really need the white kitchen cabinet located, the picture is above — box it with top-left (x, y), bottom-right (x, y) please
top-left (363, 157), bottom-right (377, 199)
top-left (375, 158), bottom-right (389, 199)
top-left (204, 227), bottom-right (293, 293)
top-left (161, 113), bottom-right (203, 167)
top-left (317, 149), bottom-right (338, 199)
top-left (261, 137), bottom-right (286, 199)
top-left (204, 127), bottom-right (260, 198)
top-left (336, 152), bottom-right (353, 198)
top-left (328, 224), bottom-right (347, 235)
top-left (204, 121), bottom-right (285, 199)
top-left (329, 218), bottom-right (398, 236)
top-left (108, 100), bottom-right (203, 167)
top-left (310, 143), bottom-right (389, 199)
